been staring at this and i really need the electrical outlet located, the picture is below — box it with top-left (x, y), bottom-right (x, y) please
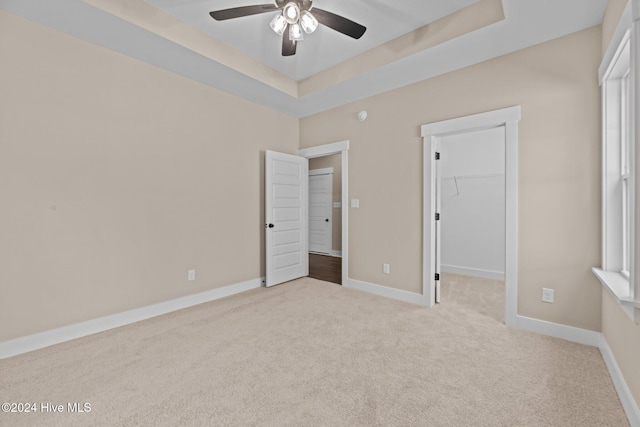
top-left (188, 269), bottom-right (196, 281)
top-left (351, 199), bottom-right (360, 208)
top-left (542, 288), bottom-right (554, 303)
top-left (383, 263), bottom-right (390, 274)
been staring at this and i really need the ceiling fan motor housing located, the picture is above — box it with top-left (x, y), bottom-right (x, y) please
top-left (283, 2), bottom-right (300, 24)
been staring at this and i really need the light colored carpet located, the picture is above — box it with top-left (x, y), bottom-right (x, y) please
top-left (0, 274), bottom-right (629, 426)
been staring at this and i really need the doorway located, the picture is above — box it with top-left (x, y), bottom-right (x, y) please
top-left (299, 141), bottom-right (349, 285)
top-left (422, 107), bottom-right (521, 326)
top-left (436, 126), bottom-right (507, 320)
top-left (264, 141), bottom-right (349, 288)
top-left (308, 156), bottom-right (342, 284)
top-left (438, 127), bottom-right (506, 281)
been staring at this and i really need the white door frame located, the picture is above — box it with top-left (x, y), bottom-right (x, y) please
top-left (421, 107), bottom-right (521, 326)
top-left (299, 140), bottom-right (349, 285)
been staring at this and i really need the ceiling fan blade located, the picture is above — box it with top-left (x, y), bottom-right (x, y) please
top-left (311, 8), bottom-right (366, 39)
top-left (210, 4), bottom-right (279, 21)
top-left (282, 25), bottom-right (297, 56)
top-left (275, 0), bottom-right (287, 7)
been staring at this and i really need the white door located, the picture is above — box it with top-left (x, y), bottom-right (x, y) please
top-left (435, 142), bottom-right (442, 304)
top-left (309, 172), bottom-right (332, 255)
top-left (265, 150), bottom-right (309, 287)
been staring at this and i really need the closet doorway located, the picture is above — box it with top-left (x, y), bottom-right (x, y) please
top-left (422, 106), bottom-right (521, 326)
top-left (438, 127), bottom-right (506, 282)
top-left (436, 127), bottom-right (506, 322)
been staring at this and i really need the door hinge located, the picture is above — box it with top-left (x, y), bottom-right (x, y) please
top-left (435, 213), bottom-right (440, 221)
top-left (435, 273), bottom-right (440, 281)
top-left (435, 152), bottom-right (440, 160)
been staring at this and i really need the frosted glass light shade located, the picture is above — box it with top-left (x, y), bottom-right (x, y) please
top-left (300, 10), bottom-right (318, 34)
top-left (270, 14), bottom-right (287, 35)
top-left (289, 22), bottom-right (304, 41)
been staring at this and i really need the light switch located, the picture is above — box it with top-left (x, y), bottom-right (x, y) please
top-left (351, 199), bottom-right (360, 208)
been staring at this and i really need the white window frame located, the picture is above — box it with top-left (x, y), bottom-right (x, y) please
top-left (593, 1), bottom-right (640, 322)
top-left (621, 63), bottom-right (632, 278)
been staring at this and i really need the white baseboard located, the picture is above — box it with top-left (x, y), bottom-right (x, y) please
top-left (345, 278), bottom-right (425, 306)
top-left (514, 315), bottom-right (601, 346)
top-left (599, 336), bottom-right (640, 427)
top-left (514, 316), bottom-right (639, 426)
top-left (440, 264), bottom-right (505, 281)
top-left (0, 277), bottom-right (264, 359)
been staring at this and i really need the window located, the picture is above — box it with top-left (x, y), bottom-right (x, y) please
top-left (594, 27), bottom-right (639, 321)
top-left (621, 67), bottom-right (631, 277)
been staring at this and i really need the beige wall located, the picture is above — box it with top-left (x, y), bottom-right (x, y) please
top-left (301, 27), bottom-right (603, 331)
top-left (0, 10), bottom-right (299, 341)
top-left (600, 0), bottom-right (640, 412)
top-left (309, 155), bottom-right (342, 252)
top-left (602, 291), bottom-right (640, 411)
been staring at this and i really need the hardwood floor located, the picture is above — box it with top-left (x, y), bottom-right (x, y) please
top-left (309, 253), bottom-right (341, 284)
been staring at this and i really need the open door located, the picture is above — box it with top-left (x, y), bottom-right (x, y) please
top-left (265, 150), bottom-right (309, 287)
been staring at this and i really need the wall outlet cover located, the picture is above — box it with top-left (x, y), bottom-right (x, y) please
top-left (542, 288), bottom-right (554, 303)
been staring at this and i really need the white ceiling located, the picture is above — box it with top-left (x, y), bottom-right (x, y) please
top-left (145, 0), bottom-right (480, 80)
top-left (0, 0), bottom-right (609, 118)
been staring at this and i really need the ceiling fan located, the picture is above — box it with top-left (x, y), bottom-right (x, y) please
top-left (209, 0), bottom-right (367, 56)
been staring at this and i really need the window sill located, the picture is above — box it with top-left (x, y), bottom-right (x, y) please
top-left (592, 268), bottom-right (640, 308)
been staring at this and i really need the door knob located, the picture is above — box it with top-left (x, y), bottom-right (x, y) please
top-left (325, 219), bottom-right (329, 222)
top-left (266, 223), bottom-right (274, 228)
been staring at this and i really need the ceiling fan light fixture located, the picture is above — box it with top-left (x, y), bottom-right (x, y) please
top-left (270, 14), bottom-right (287, 35)
top-left (283, 2), bottom-right (300, 24)
top-left (289, 22), bottom-right (304, 41)
top-left (299, 10), bottom-right (318, 34)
